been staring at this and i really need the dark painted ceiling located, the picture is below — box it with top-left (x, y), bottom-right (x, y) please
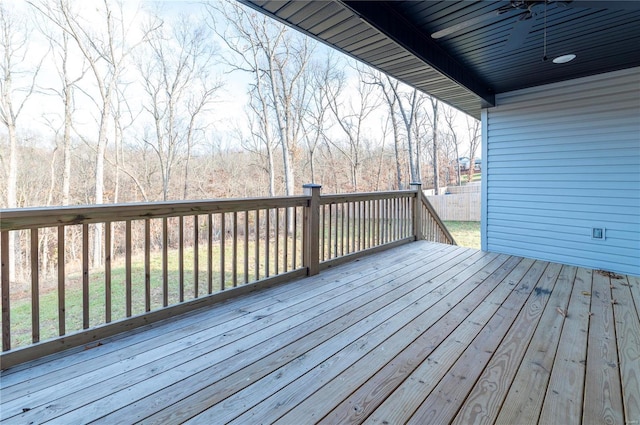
top-left (238, 1), bottom-right (640, 119)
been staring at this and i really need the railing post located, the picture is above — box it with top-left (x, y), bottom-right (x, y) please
top-left (410, 182), bottom-right (423, 241)
top-left (303, 184), bottom-right (322, 276)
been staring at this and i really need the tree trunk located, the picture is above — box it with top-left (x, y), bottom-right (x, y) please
top-left (455, 143), bottom-right (461, 186)
top-left (431, 98), bottom-right (440, 195)
top-left (6, 120), bottom-right (17, 281)
top-left (92, 99), bottom-right (111, 267)
top-left (390, 109), bottom-right (403, 189)
top-left (61, 33), bottom-right (73, 206)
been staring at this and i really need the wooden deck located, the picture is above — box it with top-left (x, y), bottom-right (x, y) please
top-left (1, 242), bottom-right (639, 424)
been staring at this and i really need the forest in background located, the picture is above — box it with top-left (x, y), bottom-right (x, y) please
top-left (1, 0), bottom-right (481, 210)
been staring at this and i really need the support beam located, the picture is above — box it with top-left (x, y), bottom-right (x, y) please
top-left (341, 0), bottom-right (495, 108)
top-left (410, 182), bottom-right (423, 241)
top-left (303, 184), bottom-right (321, 276)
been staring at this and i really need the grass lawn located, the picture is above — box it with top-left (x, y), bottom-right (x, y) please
top-left (443, 221), bottom-right (481, 250)
top-left (461, 172), bottom-right (482, 183)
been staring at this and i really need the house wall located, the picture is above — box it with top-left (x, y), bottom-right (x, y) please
top-left (482, 67), bottom-right (640, 276)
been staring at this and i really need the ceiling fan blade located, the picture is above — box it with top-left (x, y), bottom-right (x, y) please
top-left (431, 8), bottom-right (513, 39)
top-left (503, 13), bottom-right (537, 51)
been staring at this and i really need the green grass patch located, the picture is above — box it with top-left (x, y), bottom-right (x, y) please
top-left (461, 173), bottom-right (482, 183)
top-left (444, 221), bottom-right (481, 250)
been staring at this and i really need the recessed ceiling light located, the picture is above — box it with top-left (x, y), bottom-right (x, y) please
top-left (553, 54), bottom-right (576, 64)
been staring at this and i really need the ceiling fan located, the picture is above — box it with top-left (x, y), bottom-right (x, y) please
top-left (431, 1), bottom-right (640, 51)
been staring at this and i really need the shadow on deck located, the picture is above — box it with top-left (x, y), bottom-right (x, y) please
top-left (1, 242), bottom-right (638, 424)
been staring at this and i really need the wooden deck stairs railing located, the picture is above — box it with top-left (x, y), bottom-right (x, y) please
top-left (0, 183), bottom-right (454, 368)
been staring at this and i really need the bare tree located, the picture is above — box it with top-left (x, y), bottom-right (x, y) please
top-left (0, 3), bottom-right (44, 279)
top-left (442, 105), bottom-right (463, 186)
top-left (137, 12), bottom-right (221, 201)
top-left (209, 1), bottom-right (312, 197)
top-left (363, 71), bottom-right (405, 189)
top-left (364, 70), bottom-right (426, 187)
top-left (33, 0), bottom-right (153, 265)
top-left (302, 54), bottom-right (336, 184)
top-left (33, 10), bottom-right (88, 206)
top-left (467, 116), bottom-right (481, 183)
top-left (243, 98), bottom-right (277, 196)
top-left (325, 65), bottom-right (379, 191)
top-left (430, 97), bottom-right (441, 194)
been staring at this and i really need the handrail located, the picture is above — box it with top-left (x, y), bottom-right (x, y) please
top-left (0, 196), bottom-right (309, 231)
top-left (0, 184), bottom-right (455, 368)
top-left (422, 197), bottom-right (457, 245)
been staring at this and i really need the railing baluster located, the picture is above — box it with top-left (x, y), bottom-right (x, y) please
top-left (284, 208), bottom-right (289, 272)
top-left (208, 214), bottom-right (213, 294)
top-left (328, 204), bottom-right (332, 259)
top-left (233, 211), bottom-right (238, 287)
top-left (179, 217), bottom-right (184, 303)
top-left (162, 218), bottom-right (168, 307)
top-left (293, 207), bottom-right (298, 269)
top-left (145, 219), bottom-right (151, 311)
top-left (388, 198), bottom-right (392, 243)
top-left (351, 201), bottom-right (356, 253)
top-left (105, 222), bottom-right (111, 323)
top-left (405, 197), bottom-right (409, 237)
top-left (345, 202), bottom-right (350, 254)
top-left (385, 199), bottom-right (389, 242)
top-left (366, 200), bottom-right (371, 249)
top-left (340, 203), bottom-right (345, 257)
top-left (125, 220), bottom-right (132, 317)
top-left (367, 200), bottom-right (371, 247)
top-left (362, 201), bottom-right (367, 250)
top-left (82, 223), bottom-right (89, 329)
top-left (335, 203), bottom-right (339, 257)
top-left (58, 226), bottom-right (66, 335)
top-left (221, 213), bottom-right (226, 290)
top-left (399, 197), bottom-right (403, 239)
top-left (320, 205), bottom-right (325, 261)
top-left (397, 197), bottom-right (401, 240)
top-left (394, 197), bottom-right (398, 240)
top-left (194, 215), bottom-right (199, 298)
top-left (265, 209), bottom-right (270, 278)
top-left (244, 210), bottom-right (249, 284)
top-left (255, 210), bottom-right (259, 281)
top-left (398, 197), bottom-right (402, 239)
top-left (360, 201), bottom-right (365, 250)
top-left (1, 231), bottom-right (10, 351)
top-left (358, 201), bottom-right (361, 249)
top-left (375, 199), bottom-right (380, 246)
top-left (30, 228), bottom-right (39, 343)
top-left (274, 209), bottom-right (279, 276)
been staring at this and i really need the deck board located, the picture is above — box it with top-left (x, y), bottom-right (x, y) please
top-left (1, 242), bottom-right (637, 425)
top-left (538, 266), bottom-right (589, 425)
top-left (583, 271), bottom-right (624, 425)
top-left (612, 274), bottom-right (640, 423)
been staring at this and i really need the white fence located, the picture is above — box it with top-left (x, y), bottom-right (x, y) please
top-left (426, 183), bottom-right (481, 221)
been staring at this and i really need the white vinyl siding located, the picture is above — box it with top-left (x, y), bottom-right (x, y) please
top-left (483, 67), bottom-right (640, 276)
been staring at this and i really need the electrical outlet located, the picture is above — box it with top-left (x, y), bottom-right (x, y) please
top-left (591, 227), bottom-right (605, 240)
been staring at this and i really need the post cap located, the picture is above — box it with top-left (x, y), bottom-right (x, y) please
top-left (302, 183), bottom-right (322, 189)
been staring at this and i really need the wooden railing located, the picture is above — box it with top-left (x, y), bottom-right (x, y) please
top-left (0, 183), bottom-right (454, 367)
